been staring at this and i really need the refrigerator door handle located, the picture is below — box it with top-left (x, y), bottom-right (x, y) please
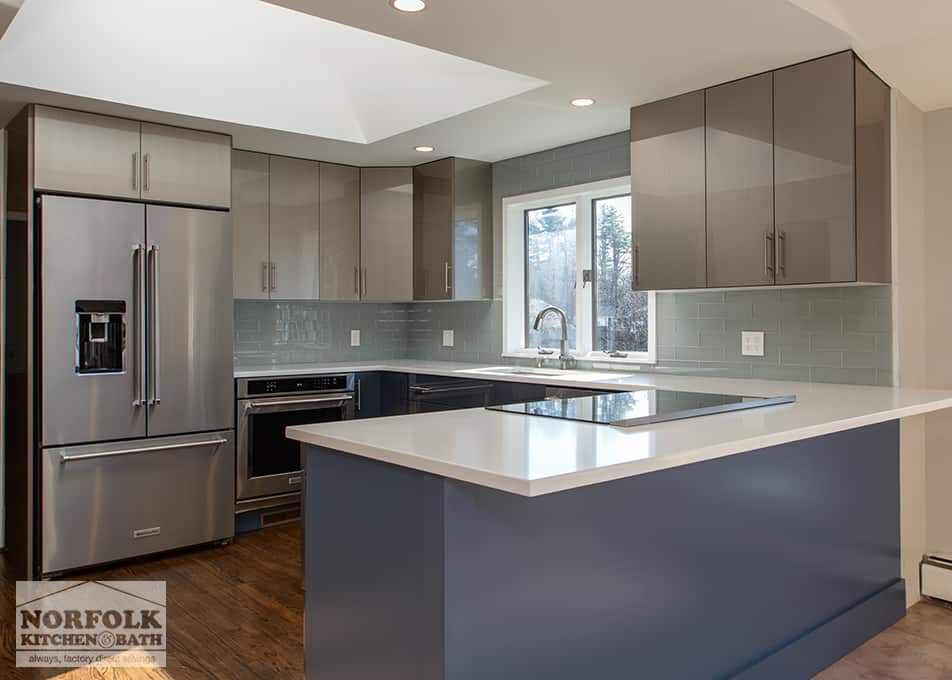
top-left (148, 244), bottom-right (161, 405)
top-left (133, 244), bottom-right (146, 407)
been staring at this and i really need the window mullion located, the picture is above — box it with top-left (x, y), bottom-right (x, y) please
top-left (575, 197), bottom-right (593, 356)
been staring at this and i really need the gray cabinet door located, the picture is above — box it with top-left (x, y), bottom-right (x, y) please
top-left (232, 150), bottom-right (271, 300)
top-left (630, 91), bottom-right (707, 290)
top-left (269, 155), bottom-right (320, 299)
top-left (360, 167), bottom-right (414, 301)
top-left (33, 106), bottom-right (142, 200)
top-left (40, 196), bottom-right (146, 446)
top-left (140, 122), bottom-right (231, 209)
top-left (319, 162), bottom-right (361, 301)
top-left (774, 51), bottom-right (855, 284)
top-left (413, 158), bottom-right (454, 300)
top-left (146, 205), bottom-right (233, 436)
top-left (706, 73), bottom-right (775, 287)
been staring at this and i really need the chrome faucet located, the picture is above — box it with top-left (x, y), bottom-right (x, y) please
top-left (532, 306), bottom-right (574, 369)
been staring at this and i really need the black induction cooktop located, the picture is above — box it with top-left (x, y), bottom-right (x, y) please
top-left (487, 389), bottom-right (796, 428)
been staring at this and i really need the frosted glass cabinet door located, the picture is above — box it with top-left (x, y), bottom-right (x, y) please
top-left (319, 162), bottom-right (361, 301)
top-left (360, 167), bottom-right (414, 301)
top-left (630, 91), bottom-right (707, 290)
top-left (774, 51), bottom-right (855, 285)
top-left (33, 106), bottom-right (142, 200)
top-left (232, 150), bottom-right (271, 300)
top-left (269, 155), bottom-right (320, 300)
top-left (706, 73), bottom-right (775, 287)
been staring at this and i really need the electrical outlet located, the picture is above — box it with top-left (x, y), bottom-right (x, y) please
top-left (350, 330), bottom-right (361, 347)
top-left (741, 331), bottom-right (765, 357)
top-left (442, 330), bottom-right (455, 347)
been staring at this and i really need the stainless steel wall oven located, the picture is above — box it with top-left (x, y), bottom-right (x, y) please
top-left (236, 374), bottom-right (354, 509)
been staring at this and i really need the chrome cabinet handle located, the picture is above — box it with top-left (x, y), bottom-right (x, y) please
top-left (633, 244), bottom-right (640, 288)
top-left (148, 245), bottom-right (161, 405)
top-left (133, 244), bottom-right (146, 406)
top-left (261, 262), bottom-right (269, 293)
top-left (270, 262), bottom-right (276, 292)
top-left (59, 438), bottom-right (227, 464)
top-left (777, 231), bottom-right (786, 276)
top-left (444, 261), bottom-right (451, 294)
top-left (143, 153), bottom-right (150, 192)
top-left (354, 266), bottom-right (359, 296)
top-left (355, 380), bottom-right (362, 412)
top-left (764, 232), bottom-right (775, 275)
top-left (243, 395), bottom-right (353, 410)
top-left (132, 152), bottom-right (139, 191)
top-left (409, 384), bottom-right (491, 395)
top-left (361, 268), bottom-right (367, 298)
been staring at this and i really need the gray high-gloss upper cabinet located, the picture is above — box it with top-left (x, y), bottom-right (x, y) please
top-left (269, 156), bottom-right (320, 299)
top-left (774, 52), bottom-right (856, 285)
top-left (140, 123), bottom-right (231, 208)
top-left (319, 163), bottom-right (361, 301)
top-left (32, 106), bottom-right (232, 209)
top-left (33, 106), bottom-right (142, 200)
top-left (630, 92), bottom-right (707, 290)
top-left (232, 150), bottom-right (270, 299)
top-left (412, 157), bottom-right (492, 300)
top-left (706, 73), bottom-right (775, 287)
top-left (360, 167), bottom-right (413, 301)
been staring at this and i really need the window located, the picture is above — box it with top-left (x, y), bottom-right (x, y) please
top-left (502, 178), bottom-right (655, 363)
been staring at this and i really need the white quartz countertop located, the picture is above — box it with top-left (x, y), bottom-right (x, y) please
top-left (275, 360), bottom-right (952, 496)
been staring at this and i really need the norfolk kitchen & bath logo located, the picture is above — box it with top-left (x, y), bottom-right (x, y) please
top-left (16, 581), bottom-right (166, 668)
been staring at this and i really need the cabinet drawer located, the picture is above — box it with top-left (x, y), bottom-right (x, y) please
top-left (41, 432), bottom-right (235, 575)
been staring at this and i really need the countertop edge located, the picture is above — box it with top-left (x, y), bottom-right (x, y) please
top-left (288, 397), bottom-right (952, 497)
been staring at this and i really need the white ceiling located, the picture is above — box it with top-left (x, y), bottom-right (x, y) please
top-left (0, 0), bottom-right (948, 166)
top-left (0, 0), bottom-right (545, 144)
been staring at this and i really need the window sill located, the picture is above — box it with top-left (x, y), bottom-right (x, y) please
top-left (501, 351), bottom-right (657, 366)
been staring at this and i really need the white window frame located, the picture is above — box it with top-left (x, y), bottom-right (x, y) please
top-left (501, 177), bottom-right (656, 364)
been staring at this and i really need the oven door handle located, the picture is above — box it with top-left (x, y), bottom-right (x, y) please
top-left (242, 394), bottom-right (354, 412)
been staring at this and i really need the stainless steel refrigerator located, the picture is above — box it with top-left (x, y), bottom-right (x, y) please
top-left (37, 195), bottom-right (234, 576)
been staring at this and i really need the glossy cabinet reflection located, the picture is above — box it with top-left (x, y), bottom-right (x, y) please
top-left (413, 157), bottom-right (493, 300)
top-left (269, 156), bottom-right (320, 299)
top-left (319, 163), bottom-right (361, 301)
top-left (232, 151), bottom-right (271, 300)
top-left (774, 51), bottom-right (855, 284)
top-left (630, 50), bottom-right (890, 291)
top-left (630, 91), bottom-right (707, 290)
top-left (706, 73), bottom-right (775, 287)
top-left (360, 167), bottom-right (414, 301)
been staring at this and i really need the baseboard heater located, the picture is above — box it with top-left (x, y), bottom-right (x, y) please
top-left (921, 554), bottom-right (952, 603)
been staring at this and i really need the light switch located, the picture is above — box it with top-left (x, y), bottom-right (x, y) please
top-left (350, 330), bottom-right (361, 347)
top-left (442, 330), bottom-right (455, 347)
top-left (741, 331), bottom-right (765, 357)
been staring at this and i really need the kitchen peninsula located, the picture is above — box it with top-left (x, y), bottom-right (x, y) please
top-left (286, 367), bottom-right (952, 680)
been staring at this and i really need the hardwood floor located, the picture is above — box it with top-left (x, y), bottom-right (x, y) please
top-left (1, 523), bottom-right (304, 680)
top-left (2, 522), bottom-right (951, 679)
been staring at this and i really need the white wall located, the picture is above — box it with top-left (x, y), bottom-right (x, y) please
top-left (892, 91), bottom-right (928, 605)
top-left (923, 107), bottom-right (952, 556)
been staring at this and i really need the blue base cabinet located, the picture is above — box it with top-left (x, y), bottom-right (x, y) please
top-left (303, 420), bottom-right (903, 680)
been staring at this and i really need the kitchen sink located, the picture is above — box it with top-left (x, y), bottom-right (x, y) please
top-left (477, 367), bottom-right (562, 377)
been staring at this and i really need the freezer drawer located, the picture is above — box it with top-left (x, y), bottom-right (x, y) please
top-left (41, 431), bottom-right (234, 575)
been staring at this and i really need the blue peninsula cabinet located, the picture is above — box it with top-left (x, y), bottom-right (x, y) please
top-left (299, 421), bottom-right (903, 680)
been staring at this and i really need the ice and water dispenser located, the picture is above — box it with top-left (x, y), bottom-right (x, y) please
top-left (75, 300), bottom-right (126, 374)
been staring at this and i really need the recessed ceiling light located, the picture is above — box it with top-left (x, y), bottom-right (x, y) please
top-left (415, 145), bottom-right (434, 152)
top-left (390, 0), bottom-right (426, 12)
top-left (571, 97), bottom-right (596, 107)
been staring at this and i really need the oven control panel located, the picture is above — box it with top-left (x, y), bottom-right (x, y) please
top-left (245, 374), bottom-right (351, 396)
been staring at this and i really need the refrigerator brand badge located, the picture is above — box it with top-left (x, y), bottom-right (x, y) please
top-left (15, 580), bottom-right (166, 668)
